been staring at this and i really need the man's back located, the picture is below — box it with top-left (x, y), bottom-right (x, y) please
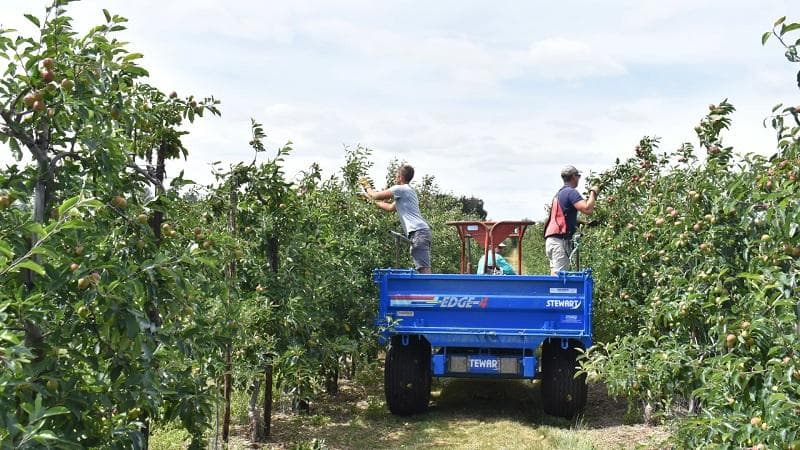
top-left (549, 185), bottom-right (583, 239)
top-left (389, 184), bottom-right (428, 234)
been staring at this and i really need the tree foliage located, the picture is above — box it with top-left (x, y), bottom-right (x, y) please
top-left (0, 3), bottom-right (482, 446)
top-left (580, 19), bottom-right (800, 448)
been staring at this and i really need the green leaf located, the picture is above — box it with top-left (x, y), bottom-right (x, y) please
top-left (194, 256), bottom-right (218, 268)
top-left (122, 65), bottom-right (149, 77)
top-left (58, 195), bottom-right (80, 215)
top-left (59, 219), bottom-right (85, 230)
top-left (762, 31), bottom-right (771, 46)
top-left (23, 14), bottom-right (41, 28)
top-left (0, 330), bottom-right (21, 344)
top-left (170, 178), bottom-right (196, 188)
top-left (782, 23), bottom-right (800, 35)
top-left (122, 52), bottom-right (144, 62)
top-left (38, 406), bottom-right (70, 421)
top-left (31, 432), bottom-right (54, 443)
top-left (0, 240), bottom-right (12, 258)
top-left (9, 137), bottom-right (21, 159)
top-left (775, 16), bottom-right (787, 27)
top-left (17, 260), bottom-right (46, 276)
top-left (82, 199), bottom-right (104, 208)
top-left (103, 9), bottom-right (112, 23)
top-left (25, 223), bottom-right (46, 237)
top-left (29, 246), bottom-right (57, 259)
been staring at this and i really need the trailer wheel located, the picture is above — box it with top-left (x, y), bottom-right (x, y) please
top-left (541, 339), bottom-right (587, 419)
top-left (384, 335), bottom-right (431, 416)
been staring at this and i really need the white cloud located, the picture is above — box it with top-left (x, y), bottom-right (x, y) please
top-left (522, 38), bottom-right (627, 80)
top-left (2, 0), bottom-right (800, 223)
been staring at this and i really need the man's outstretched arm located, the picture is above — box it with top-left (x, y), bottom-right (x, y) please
top-left (360, 179), bottom-right (394, 201)
top-left (374, 201), bottom-right (396, 212)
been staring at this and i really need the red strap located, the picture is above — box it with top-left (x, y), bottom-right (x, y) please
top-left (544, 196), bottom-right (567, 237)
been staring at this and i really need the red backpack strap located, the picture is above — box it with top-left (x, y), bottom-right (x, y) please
top-left (544, 195), bottom-right (568, 238)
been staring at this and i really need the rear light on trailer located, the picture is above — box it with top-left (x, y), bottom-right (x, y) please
top-left (449, 355), bottom-right (468, 373)
top-left (499, 357), bottom-right (519, 374)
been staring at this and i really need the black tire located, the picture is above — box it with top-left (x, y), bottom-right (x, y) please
top-left (384, 335), bottom-right (431, 416)
top-left (541, 339), bottom-right (587, 418)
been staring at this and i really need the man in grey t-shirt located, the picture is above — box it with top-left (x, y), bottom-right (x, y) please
top-left (361, 164), bottom-right (432, 273)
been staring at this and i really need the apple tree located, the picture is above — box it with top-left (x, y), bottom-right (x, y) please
top-left (579, 19), bottom-right (800, 447)
top-left (0, 2), bottom-right (224, 447)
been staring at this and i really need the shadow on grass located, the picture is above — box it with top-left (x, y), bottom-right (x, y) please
top-left (426, 379), bottom-right (552, 424)
top-left (261, 379), bottom-right (638, 449)
top-left (400, 378), bottom-right (629, 429)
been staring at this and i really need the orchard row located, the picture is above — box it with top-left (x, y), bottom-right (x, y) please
top-left (0, 4), bottom-right (478, 447)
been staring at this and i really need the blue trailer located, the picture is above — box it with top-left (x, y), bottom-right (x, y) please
top-left (375, 221), bottom-right (593, 418)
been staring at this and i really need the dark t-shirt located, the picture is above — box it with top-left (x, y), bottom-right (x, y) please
top-left (556, 185), bottom-right (583, 238)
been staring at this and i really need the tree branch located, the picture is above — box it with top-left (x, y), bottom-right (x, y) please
top-left (3, 86), bottom-right (31, 112)
top-left (47, 149), bottom-right (82, 180)
top-left (772, 29), bottom-right (790, 48)
top-left (50, 132), bottom-right (82, 166)
top-left (791, 110), bottom-right (800, 127)
top-left (127, 161), bottom-right (164, 190)
top-left (0, 109), bottom-right (46, 161)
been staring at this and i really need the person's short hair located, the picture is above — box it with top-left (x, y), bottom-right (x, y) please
top-left (398, 164), bottom-right (415, 183)
top-left (560, 165), bottom-right (581, 182)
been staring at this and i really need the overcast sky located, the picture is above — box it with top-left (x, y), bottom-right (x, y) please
top-left (2, 1), bottom-right (799, 220)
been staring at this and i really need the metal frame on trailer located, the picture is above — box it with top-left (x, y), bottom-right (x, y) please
top-left (446, 220), bottom-right (536, 274)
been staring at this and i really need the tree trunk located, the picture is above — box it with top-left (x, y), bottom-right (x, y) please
top-left (33, 159), bottom-right (49, 224)
top-left (22, 133), bottom-right (52, 362)
top-left (248, 380), bottom-right (265, 442)
top-left (795, 298), bottom-right (800, 336)
top-left (24, 157), bottom-right (50, 291)
top-left (267, 237), bottom-right (279, 274)
top-left (31, 118), bottom-right (52, 225)
top-left (222, 349), bottom-right (232, 442)
top-left (262, 236), bottom-right (279, 436)
top-left (325, 367), bottom-right (339, 396)
top-left (264, 364), bottom-right (273, 438)
top-left (222, 181), bottom-right (238, 443)
top-left (295, 399), bottom-right (310, 414)
top-left (142, 418), bottom-right (150, 450)
top-left (142, 141), bottom-right (169, 449)
top-left (148, 141), bottom-right (167, 242)
top-left (145, 141), bottom-right (167, 329)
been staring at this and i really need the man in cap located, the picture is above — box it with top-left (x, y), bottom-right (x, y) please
top-left (543, 165), bottom-right (598, 275)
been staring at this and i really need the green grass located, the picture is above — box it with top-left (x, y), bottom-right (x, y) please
top-left (152, 373), bottom-right (668, 449)
top-left (281, 379), bottom-right (589, 450)
top-left (263, 377), bottom-right (665, 449)
top-left (150, 421), bottom-right (192, 449)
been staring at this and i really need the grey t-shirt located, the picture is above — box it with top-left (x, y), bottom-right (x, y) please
top-left (389, 184), bottom-right (429, 234)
